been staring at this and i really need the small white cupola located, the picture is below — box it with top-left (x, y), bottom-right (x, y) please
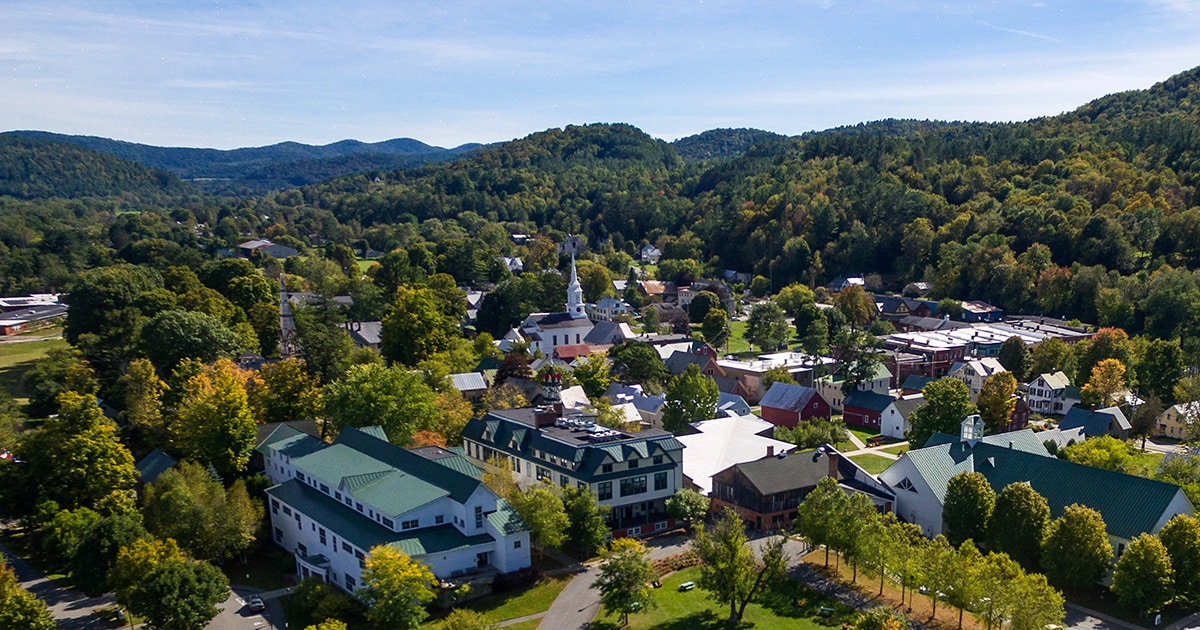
top-left (960, 414), bottom-right (985, 446)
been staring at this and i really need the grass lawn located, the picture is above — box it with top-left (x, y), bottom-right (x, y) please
top-left (725, 320), bottom-right (752, 355)
top-left (504, 620), bottom-right (543, 630)
top-left (422, 576), bottom-right (571, 626)
top-left (356, 259), bottom-right (377, 274)
top-left (590, 566), bottom-right (856, 630)
top-left (0, 336), bottom-right (68, 403)
top-left (849, 453), bottom-right (896, 475)
top-left (1130, 449), bottom-right (1165, 477)
top-left (849, 428), bottom-right (879, 444)
top-left (880, 444), bottom-right (910, 456)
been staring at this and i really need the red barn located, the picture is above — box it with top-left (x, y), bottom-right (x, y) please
top-left (759, 383), bottom-right (831, 428)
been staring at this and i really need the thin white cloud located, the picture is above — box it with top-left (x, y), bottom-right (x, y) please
top-left (972, 20), bottom-right (1062, 43)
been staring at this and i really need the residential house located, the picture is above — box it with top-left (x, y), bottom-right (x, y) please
top-left (239, 239), bottom-right (300, 259)
top-left (759, 383), bottom-right (831, 428)
top-left (947, 358), bottom-right (1008, 401)
top-left (880, 417), bottom-right (1193, 557)
top-left (461, 396), bottom-right (685, 538)
top-left (501, 256), bottom-right (524, 274)
top-left (711, 448), bottom-right (894, 531)
top-left (829, 277), bottom-right (865, 293)
top-left (343, 321), bottom-right (382, 350)
top-left (815, 364), bottom-right (892, 412)
top-left (1059, 406), bottom-right (1131, 439)
top-left (677, 414), bottom-right (793, 495)
top-left (1157, 403), bottom-right (1199, 439)
top-left (584, 320), bottom-right (638, 346)
top-left (843, 391), bottom-right (896, 430)
top-left (959, 301), bottom-right (1004, 323)
top-left (875, 296), bottom-right (932, 322)
top-left (587, 297), bottom-right (632, 322)
top-left (1025, 371), bottom-right (1082, 416)
top-left (134, 449), bottom-right (178, 485)
top-left (900, 374), bottom-right (936, 395)
top-left (450, 373), bottom-right (490, 404)
top-left (664, 350), bottom-right (722, 378)
top-left (881, 395), bottom-right (925, 440)
top-left (717, 392), bottom-right (752, 418)
top-left (640, 244), bottom-right (662, 264)
top-left (716, 353), bottom-right (835, 403)
top-left (262, 426), bottom-right (531, 593)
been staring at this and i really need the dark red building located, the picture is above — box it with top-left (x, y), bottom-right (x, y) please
top-left (758, 383), bottom-right (831, 428)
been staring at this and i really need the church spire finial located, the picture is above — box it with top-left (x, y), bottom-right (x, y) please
top-left (567, 254), bottom-right (586, 319)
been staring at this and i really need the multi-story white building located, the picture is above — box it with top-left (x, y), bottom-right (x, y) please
top-left (1025, 371), bottom-right (1082, 416)
top-left (461, 400), bottom-right (685, 538)
top-left (261, 425), bottom-right (530, 593)
top-left (946, 357), bottom-right (1007, 401)
top-left (521, 256), bottom-right (594, 357)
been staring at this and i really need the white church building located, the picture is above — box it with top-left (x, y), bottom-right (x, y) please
top-left (520, 257), bottom-right (594, 357)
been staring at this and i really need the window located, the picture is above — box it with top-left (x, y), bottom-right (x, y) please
top-left (382, 517), bottom-right (394, 529)
top-left (627, 526), bottom-right (641, 536)
top-left (297, 543), bottom-right (308, 556)
top-left (598, 482), bottom-right (612, 500)
top-left (560, 474), bottom-right (569, 487)
top-left (602, 463), bottom-right (613, 473)
top-left (620, 476), bottom-right (647, 497)
top-left (356, 502), bottom-right (363, 513)
top-left (319, 528), bottom-right (326, 545)
top-left (274, 527), bottom-right (283, 543)
top-left (344, 495), bottom-right (352, 506)
top-left (515, 540), bottom-right (522, 548)
top-left (537, 466), bottom-right (551, 482)
top-left (342, 541), bottom-right (352, 553)
top-left (475, 506), bottom-right (484, 528)
top-left (654, 472), bottom-right (668, 491)
top-left (628, 459), bottom-right (639, 469)
top-left (345, 575), bottom-right (356, 590)
top-left (577, 482), bottom-right (587, 489)
top-left (653, 455), bottom-right (663, 465)
top-left (401, 519), bottom-right (419, 531)
top-left (320, 483), bottom-right (329, 493)
top-left (271, 500), bottom-right (279, 514)
top-left (896, 478), bottom-right (917, 492)
top-left (655, 521), bottom-right (667, 531)
top-left (282, 505), bottom-right (293, 516)
top-left (335, 492), bottom-right (342, 501)
top-left (435, 515), bottom-right (444, 524)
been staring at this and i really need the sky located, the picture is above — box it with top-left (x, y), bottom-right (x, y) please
top-left (3, 1), bottom-right (1200, 150)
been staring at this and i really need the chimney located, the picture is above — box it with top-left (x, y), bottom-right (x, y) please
top-left (534, 406), bottom-right (558, 428)
top-left (826, 449), bottom-right (840, 479)
top-left (767, 445), bottom-right (774, 458)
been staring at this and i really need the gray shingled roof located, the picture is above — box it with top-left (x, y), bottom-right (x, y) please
top-left (759, 382), bottom-right (822, 412)
top-left (450, 372), bottom-right (488, 393)
top-left (844, 390), bottom-right (894, 412)
top-left (1060, 406), bottom-right (1131, 436)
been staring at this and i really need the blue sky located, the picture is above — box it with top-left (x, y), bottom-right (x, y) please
top-left (3, 1), bottom-right (1199, 149)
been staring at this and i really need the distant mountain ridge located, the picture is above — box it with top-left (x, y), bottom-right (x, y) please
top-left (6, 130), bottom-right (483, 194)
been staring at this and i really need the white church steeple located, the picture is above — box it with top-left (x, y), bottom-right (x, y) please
top-left (567, 255), bottom-right (586, 319)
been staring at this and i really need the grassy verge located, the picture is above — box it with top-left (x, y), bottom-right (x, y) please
top-left (421, 576), bottom-right (571, 627)
top-left (880, 444), bottom-right (910, 456)
top-left (590, 565), bottom-right (856, 629)
top-left (849, 428), bottom-right (879, 444)
top-left (1129, 450), bottom-right (1165, 477)
top-left (0, 336), bottom-right (68, 403)
top-left (726, 320), bottom-right (752, 355)
top-left (848, 453), bottom-right (896, 475)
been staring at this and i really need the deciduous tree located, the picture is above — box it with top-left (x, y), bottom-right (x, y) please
top-left (796, 476), bottom-right (847, 567)
top-left (381, 284), bottom-right (459, 366)
top-left (572, 352), bottom-right (613, 399)
top-left (170, 358), bottom-right (257, 477)
top-left (1061, 435), bottom-right (1134, 473)
top-left (976, 371), bottom-right (1017, 433)
top-left (834, 285), bottom-right (875, 328)
top-left (119, 358), bottom-right (168, 447)
top-left (562, 485), bottom-right (610, 559)
top-left (323, 363), bottom-right (440, 446)
top-left (125, 557), bottom-right (229, 630)
top-left (775, 283), bottom-right (816, 319)
top-left (665, 488), bottom-right (710, 533)
top-left (688, 290), bottom-right (722, 323)
top-left (1159, 513), bottom-right (1200, 605)
top-left (357, 546), bottom-right (436, 630)
top-left (1080, 358), bottom-right (1127, 408)
top-left (608, 341), bottom-right (670, 387)
top-left (906, 379), bottom-right (977, 448)
top-left (1009, 572), bottom-right (1065, 630)
top-left (0, 561), bottom-right (55, 629)
top-left (701, 308), bottom-right (729, 347)
top-left (943, 471), bottom-right (996, 547)
top-left (988, 482), bottom-right (1050, 571)
top-left (745, 301), bottom-right (790, 352)
top-left (997, 336), bottom-right (1030, 382)
top-left (593, 537), bottom-right (657, 626)
top-left (662, 364), bottom-right (719, 434)
top-left (70, 512), bottom-right (149, 596)
top-left (1041, 504), bottom-right (1113, 589)
top-left (138, 310), bottom-right (243, 375)
top-left (511, 485), bottom-right (569, 553)
top-left (692, 507), bottom-right (788, 624)
top-left (1111, 533), bottom-right (1174, 615)
top-left (247, 357), bottom-right (323, 424)
top-left (143, 461), bottom-right (263, 562)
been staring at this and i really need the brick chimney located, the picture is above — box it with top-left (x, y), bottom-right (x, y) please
top-left (534, 406), bottom-right (558, 428)
top-left (826, 449), bottom-right (840, 479)
top-left (767, 445), bottom-right (774, 458)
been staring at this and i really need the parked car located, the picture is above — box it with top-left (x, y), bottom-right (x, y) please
top-left (248, 596), bottom-right (265, 612)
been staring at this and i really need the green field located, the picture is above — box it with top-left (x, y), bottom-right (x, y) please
top-left (0, 336), bottom-right (68, 404)
top-left (590, 566), bottom-right (855, 630)
top-left (356, 259), bottom-right (378, 274)
top-left (849, 453), bottom-right (896, 474)
top-left (422, 576), bottom-right (571, 627)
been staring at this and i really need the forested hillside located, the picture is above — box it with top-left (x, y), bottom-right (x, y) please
top-left (0, 134), bottom-right (195, 201)
top-left (4, 66), bottom-right (1200, 349)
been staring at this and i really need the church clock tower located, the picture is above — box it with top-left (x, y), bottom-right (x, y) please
top-left (567, 256), bottom-right (586, 319)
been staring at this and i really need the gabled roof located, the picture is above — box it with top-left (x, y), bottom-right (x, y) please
top-left (949, 358), bottom-right (1006, 379)
top-left (665, 351), bottom-right (714, 376)
top-left (717, 392), bottom-right (752, 417)
top-left (889, 395), bottom-right (924, 420)
top-left (844, 390), bottom-right (894, 412)
top-left (901, 374), bottom-right (937, 391)
top-left (334, 427), bottom-right (483, 504)
top-left (450, 372), bottom-right (488, 393)
top-left (267, 480), bottom-right (493, 556)
top-left (1035, 371), bottom-right (1072, 391)
top-left (256, 423), bottom-right (326, 459)
top-left (487, 498), bottom-right (527, 535)
top-left (1060, 406), bottom-right (1131, 436)
top-left (407, 446), bottom-right (482, 479)
top-left (759, 382), bottom-right (823, 412)
top-left (678, 414), bottom-right (793, 494)
top-left (585, 320), bottom-right (635, 345)
top-left (135, 448), bottom-right (177, 484)
top-left (723, 448), bottom-right (862, 497)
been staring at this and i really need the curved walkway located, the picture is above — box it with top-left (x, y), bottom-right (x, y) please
top-left (0, 538), bottom-right (114, 629)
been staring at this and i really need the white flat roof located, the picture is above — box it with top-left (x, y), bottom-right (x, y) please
top-left (676, 414), bottom-right (794, 495)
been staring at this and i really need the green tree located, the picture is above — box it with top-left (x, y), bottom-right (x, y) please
top-left (1139, 338), bottom-right (1184, 405)
top-left (688, 290), bottom-right (723, 323)
top-left (762, 365), bottom-right (796, 389)
top-left (562, 485), bottom-right (610, 559)
top-left (1159, 514), bottom-right (1200, 605)
top-left (110, 536), bottom-right (188, 606)
top-left (39, 506), bottom-right (100, 571)
top-left (22, 347), bottom-right (98, 418)
top-left (119, 358), bottom-right (168, 447)
top-left (170, 358), bottom-right (257, 477)
top-left (906, 379), bottom-right (977, 448)
top-left (1009, 572), bottom-right (1065, 630)
top-left (946, 541), bottom-right (985, 630)
top-left (126, 557), bottom-right (230, 630)
top-left (248, 357), bottom-right (324, 424)
top-left (143, 461), bottom-right (263, 562)
top-left (608, 341), bottom-right (670, 387)
top-left (1028, 338), bottom-right (1075, 382)
top-left (1041, 504), bottom-right (1113, 589)
top-left (572, 353), bottom-right (613, 399)
top-left (511, 485), bottom-right (569, 553)
top-left (579, 263), bottom-right (614, 303)
top-left (592, 537), bottom-right (657, 626)
top-left (775, 419), bottom-right (849, 449)
top-left (70, 512), bottom-right (149, 596)
top-left (796, 476), bottom-right (848, 567)
top-left (381, 284), bottom-right (460, 366)
top-left (775, 283), bottom-right (816, 318)
top-left (0, 561), bottom-right (55, 630)
top-left (976, 371), bottom-right (1017, 434)
top-left (988, 482), bottom-right (1050, 571)
top-left (701, 308), bottom-right (729, 347)
top-left (1080, 358), bottom-right (1127, 408)
top-left (853, 606), bottom-right (909, 630)
top-left (323, 363), bottom-right (440, 446)
top-left (357, 545), bottom-right (436, 630)
top-left (292, 301), bottom-right (357, 384)
top-left (834, 285), bottom-right (875, 328)
top-left (745, 301), bottom-right (790, 351)
top-left (692, 507), bottom-right (788, 624)
top-left (795, 302), bottom-right (829, 354)
top-left (14, 392), bottom-right (138, 513)
top-left (833, 329), bottom-right (884, 394)
top-left (665, 488), bottom-right (710, 533)
top-left (434, 610), bottom-right (494, 630)
top-left (749, 275), bottom-right (771, 297)
top-left (662, 364), bottom-right (719, 434)
top-left (943, 471), bottom-right (996, 547)
top-left (1112, 533), bottom-right (1174, 615)
top-left (920, 535), bottom-right (957, 617)
top-left (641, 305), bottom-right (660, 334)
top-left (997, 336), bottom-right (1030, 381)
top-left (138, 310), bottom-right (243, 375)
top-left (1061, 435), bottom-right (1134, 473)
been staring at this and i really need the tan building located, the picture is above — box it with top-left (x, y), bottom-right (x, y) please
top-left (1157, 403), bottom-right (1199, 439)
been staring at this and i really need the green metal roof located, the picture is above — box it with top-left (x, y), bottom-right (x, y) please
top-left (334, 427), bottom-right (483, 503)
top-left (256, 425), bottom-right (325, 459)
top-left (486, 499), bottom-right (528, 535)
top-left (902, 436), bottom-right (1193, 540)
top-left (345, 469), bottom-right (448, 516)
top-left (292, 444), bottom-right (392, 490)
top-left (267, 480), bottom-right (493, 557)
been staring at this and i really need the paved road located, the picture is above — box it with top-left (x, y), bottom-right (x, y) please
top-left (206, 587), bottom-right (283, 630)
top-left (0, 539), bottom-right (115, 629)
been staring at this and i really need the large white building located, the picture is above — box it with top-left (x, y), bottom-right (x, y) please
top-left (261, 425), bottom-right (531, 593)
top-left (520, 257), bottom-right (594, 357)
top-left (461, 390), bottom-right (685, 539)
